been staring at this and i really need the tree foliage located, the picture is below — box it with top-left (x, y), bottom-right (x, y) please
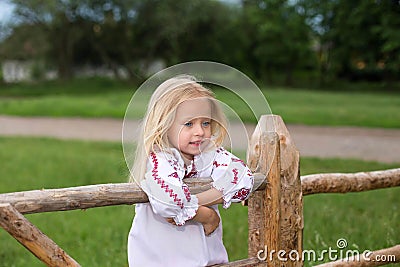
top-left (0, 0), bottom-right (399, 84)
top-left (298, 0), bottom-right (400, 83)
top-left (241, 0), bottom-right (316, 85)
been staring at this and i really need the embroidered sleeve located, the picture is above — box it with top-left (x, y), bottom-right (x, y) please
top-left (211, 147), bottom-right (254, 209)
top-left (140, 151), bottom-right (198, 226)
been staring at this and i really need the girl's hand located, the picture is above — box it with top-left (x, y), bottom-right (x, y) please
top-left (166, 218), bottom-right (176, 225)
top-left (201, 208), bottom-right (220, 236)
top-left (167, 206), bottom-right (220, 235)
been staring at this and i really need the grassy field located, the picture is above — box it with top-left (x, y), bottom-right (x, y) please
top-left (0, 78), bottom-right (399, 128)
top-left (0, 137), bottom-right (398, 266)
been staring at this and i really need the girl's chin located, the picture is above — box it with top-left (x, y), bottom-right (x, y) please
top-left (181, 150), bottom-right (200, 159)
top-left (181, 152), bottom-right (195, 159)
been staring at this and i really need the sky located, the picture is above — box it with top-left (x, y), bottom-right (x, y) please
top-left (0, 1), bottom-right (15, 23)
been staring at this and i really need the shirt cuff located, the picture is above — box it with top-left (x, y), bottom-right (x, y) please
top-left (212, 182), bottom-right (234, 209)
top-left (173, 195), bottom-right (199, 226)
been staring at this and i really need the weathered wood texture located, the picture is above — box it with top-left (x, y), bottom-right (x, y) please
top-left (0, 183), bottom-right (147, 214)
top-left (246, 115), bottom-right (303, 267)
top-left (271, 115), bottom-right (304, 267)
top-left (314, 244), bottom-right (400, 267)
top-left (1, 167), bottom-right (398, 215)
top-left (212, 257), bottom-right (262, 266)
top-left (0, 176), bottom-right (264, 214)
top-left (247, 131), bottom-right (281, 266)
top-left (0, 203), bottom-right (80, 267)
top-left (301, 168), bottom-right (400, 195)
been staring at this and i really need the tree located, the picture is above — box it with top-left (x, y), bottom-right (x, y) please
top-left (7, 0), bottom-right (238, 80)
top-left (10, 0), bottom-right (85, 79)
top-left (299, 0), bottom-right (400, 83)
top-left (377, 0), bottom-right (400, 80)
top-left (72, 0), bottom-right (144, 80)
top-left (241, 0), bottom-right (316, 85)
top-left (129, 0), bottom-right (238, 67)
top-left (295, 0), bottom-right (335, 85)
top-left (0, 23), bottom-right (48, 61)
top-left (9, 0), bottom-right (142, 80)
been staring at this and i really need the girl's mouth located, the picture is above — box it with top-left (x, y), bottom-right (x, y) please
top-left (189, 141), bottom-right (202, 146)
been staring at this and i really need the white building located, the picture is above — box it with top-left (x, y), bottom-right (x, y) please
top-left (2, 60), bottom-right (32, 83)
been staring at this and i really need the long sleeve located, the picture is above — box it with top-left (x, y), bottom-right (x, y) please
top-left (140, 151), bottom-right (199, 226)
top-left (211, 147), bottom-right (254, 209)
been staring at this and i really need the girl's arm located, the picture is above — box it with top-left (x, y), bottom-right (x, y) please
top-left (166, 205), bottom-right (220, 235)
top-left (143, 151), bottom-right (200, 226)
top-left (192, 206), bottom-right (220, 235)
top-left (195, 188), bottom-right (223, 206)
top-left (210, 148), bottom-right (254, 209)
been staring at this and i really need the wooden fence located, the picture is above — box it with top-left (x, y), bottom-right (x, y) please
top-left (1, 115), bottom-right (399, 266)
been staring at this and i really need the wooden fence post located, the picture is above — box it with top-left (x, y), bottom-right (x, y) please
top-left (247, 115), bottom-right (303, 267)
top-left (247, 131), bottom-right (280, 266)
top-left (273, 115), bottom-right (303, 267)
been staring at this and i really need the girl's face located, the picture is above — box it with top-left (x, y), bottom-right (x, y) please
top-left (167, 98), bottom-right (212, 162)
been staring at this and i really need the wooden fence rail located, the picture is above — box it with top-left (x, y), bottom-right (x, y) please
top-left (0, 174), bottom-right (262, 215)
top-left (301, 168), bottom-right (400, 195)
top-left (1, 115), bottom-right (399, 267)
top-left (2, 168), bottom-right (399, 215)
top-left (0, 168), bottom-right (400, 214)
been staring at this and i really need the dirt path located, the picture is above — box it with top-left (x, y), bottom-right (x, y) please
top-left (1, 115), bottom-right (399, 164)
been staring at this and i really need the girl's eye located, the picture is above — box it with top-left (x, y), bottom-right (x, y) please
top-left (184, 122), bottom-right (193, 127)
top-left (202, 121), bottom-right (210, 127)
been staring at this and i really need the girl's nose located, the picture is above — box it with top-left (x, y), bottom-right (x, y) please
top-left (194, 123), bottom-right (204, 136)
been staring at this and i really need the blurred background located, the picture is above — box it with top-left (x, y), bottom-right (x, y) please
top-left (0, 0), bottom-right (399, 87)
top-left (0, 1), bottom-right (399, 266)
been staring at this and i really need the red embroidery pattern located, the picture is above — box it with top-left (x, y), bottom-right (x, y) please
top-left (168, 159), bottom-right (179, 171)
top-left (213, 160), bottom-right (228, 168)
top-left (232, 157), bottom-right (246, 167)
top-left (150, 152), bottom-right (184, 209)
top-left (232, 188), bottom-right (250, 201)
top-left (182, 184), bottom-right (191, 202)
top-left (231, 168), bottom-right (239, 184)
top-left (184, 162), bottom-right (197, 178)
top-left (168, 172), bottom-right (179, 179)
top-left (216, 147), bottom-right (229, 156)
top-left (232, 157), bottom-right (254, 179)
top-left (185, 170), bottom-right (197, 178)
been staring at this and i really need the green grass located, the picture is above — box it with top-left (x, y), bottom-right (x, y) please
top-left (0, 137), bottom-right (131, 267)
top-left (0, 137), bottom-right (399, 266)
top-left (267, 89), bottom-right (400, 129)
top-left (0, 78), bottom-right (136, 118)
top-left (0, 78), bottom-right (399, 128)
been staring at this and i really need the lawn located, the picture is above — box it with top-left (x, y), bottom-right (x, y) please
top-left (0, 137), bottom-right (398, 266)
top-left (0, 78), bottom-right (399, 128)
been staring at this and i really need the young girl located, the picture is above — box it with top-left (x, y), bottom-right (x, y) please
top-left (127, 75), bottom-right (254, 266)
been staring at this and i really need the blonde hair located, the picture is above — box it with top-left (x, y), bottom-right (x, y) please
top-left (130, 75), bottom-right (228, 183)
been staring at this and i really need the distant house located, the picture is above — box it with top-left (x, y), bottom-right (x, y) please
top-left (2, 60), bottom-right (32, 83)
top-left (1, 59), bottom-right (165, 83)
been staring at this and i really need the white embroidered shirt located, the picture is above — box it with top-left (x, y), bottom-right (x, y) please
top-left (128, 147), bottom-right (254, 267)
